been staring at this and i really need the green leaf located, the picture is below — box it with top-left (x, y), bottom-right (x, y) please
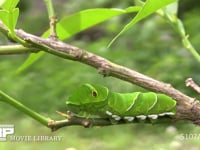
top-left (0, 0), bottom-right (20, 40)
top-left (0, 10), bottom-right (9, 27)
top-left (17, 52), bottom-right (45, 73)
top-left (8, 8), bottom-right (19, 32)
top-left (0, 0), bottom-right (6, 7)
top-left (57, 8), bottom-right (133, 40)
top-left (17, 8), bottom-right (140, 73)
top-left (108, 0), bottom-right (177, 47)
top-left (0, 0), bottom-right (19, 11)
top-left (125, 6), bottom-right (141, 13)
top-left (162, 2), bottom-right (178, 15)
top-left (0, 8), bottom-right (19, 33)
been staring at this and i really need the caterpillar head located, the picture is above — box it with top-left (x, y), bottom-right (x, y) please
top-left (66, 84), bottom-right (109, 105)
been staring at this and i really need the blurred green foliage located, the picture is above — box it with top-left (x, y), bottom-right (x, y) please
top-left (1, 0), bottom-right (200, 149)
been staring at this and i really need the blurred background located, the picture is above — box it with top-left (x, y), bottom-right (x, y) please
top-left (0, 0), bottom-right (200, 149)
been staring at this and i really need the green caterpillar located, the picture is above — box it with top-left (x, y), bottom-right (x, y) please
top-left (66, 84), bottom-right (176, 122)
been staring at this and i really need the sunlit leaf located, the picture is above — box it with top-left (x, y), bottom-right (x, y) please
top-left (0, 10), bottom-right (9, 27)
top-left (0, 0), bottom-right (6, 7)
top-left (0, 8), bottom-right (19, 33)
top-left (17, 8), bottom-right (140, 73)
top-left (163, 2), bottom-right (178, 15)
top-left (108, 0), bottom-right (177, 47)
top-left (8, 8), bottom-right (19, 32)
top-left (0, 0), bottom-right (19, 10)
top-left (57, 8), bottom-right (136, 40)
top-left (125, 6), bottom-right (141, 13)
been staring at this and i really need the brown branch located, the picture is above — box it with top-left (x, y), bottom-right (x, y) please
top-left (49, 116), bottom-right (176, 131)
top-left (49, 111), bottom-right (175, 131)
top-left (48, 111), bottom-right (113, 131)
top-left (49, 111), bottom-right (110, 131)
top-left (1, 21), bottom-right (200, 126)
top-left (48, 117), bottom-right (112, 131)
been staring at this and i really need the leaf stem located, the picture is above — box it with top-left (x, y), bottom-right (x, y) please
top-left (44, 0), bottom-right (55, 18)
top-left (0, 90), bottom-right (50, 127)
top-left (44, 0), bottom-right (57, 39)
top-left (0, 45), bottom-right (38, 55)
top-left (158, 8), bottom-right (200, 63)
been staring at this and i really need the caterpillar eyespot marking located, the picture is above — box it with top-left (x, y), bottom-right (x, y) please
top-left (92, 91), bottom-right (98, 97)
top-left (66, 84), bottom-right (176, 123)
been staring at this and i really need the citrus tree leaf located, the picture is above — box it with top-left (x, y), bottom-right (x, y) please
top-left (0, 0), bottom-right (19, 11)
top-left (17, 7), bottom-right (140, 73)
top-left (0, 10), bottom-right (9, 27)
top-left (0, 8), bottom-right (19, 32)
top-left (108, 0), bottom-right (178, 47)
top-left (8, 8), bottom-right (19, 31)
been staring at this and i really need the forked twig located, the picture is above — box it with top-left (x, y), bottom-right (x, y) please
top-left (186, 78), bottom-right (200, 94)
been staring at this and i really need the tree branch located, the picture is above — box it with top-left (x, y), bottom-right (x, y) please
top-left (1, 21), bottom-right (200, 126)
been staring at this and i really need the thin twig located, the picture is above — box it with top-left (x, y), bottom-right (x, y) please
top-left (49, 16), bottom-right (58, 39)
top-left (44, 0), bottom-right (58, 39)
top-left (157, 7), bottom-right (200, 63)
top-left (0, 45), bottom-right (38, 55)
top-left (186, 78), bottom-right (200, 94)
top-left (0, 90), bottom-right (50, 127)
top-left (48, 117), bottom-right (112, 131)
